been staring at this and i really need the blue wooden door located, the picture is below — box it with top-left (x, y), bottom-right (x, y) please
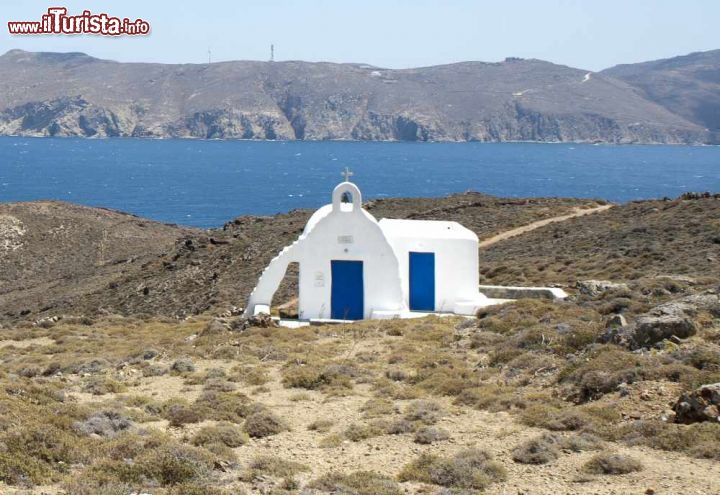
top-left (409, 252), bottom-right (435, 311)
top-left (331, 260), bottom-right (364, 320)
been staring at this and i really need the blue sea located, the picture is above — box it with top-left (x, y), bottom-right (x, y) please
top-left (1, 137), bottom-right (718, 228)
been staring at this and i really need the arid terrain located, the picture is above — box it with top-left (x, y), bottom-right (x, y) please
top-left (0, 192), bottom-right (719, 495)
top-left (1, 48), bottom-right (719, 143)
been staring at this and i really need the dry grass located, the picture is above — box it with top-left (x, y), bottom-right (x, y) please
top-left (0, 276), bottom-right (718, 493)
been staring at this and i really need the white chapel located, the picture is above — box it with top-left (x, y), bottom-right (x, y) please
top-left (244, 170), bottom-right (507, 321)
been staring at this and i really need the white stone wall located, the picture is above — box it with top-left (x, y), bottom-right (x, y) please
top-left (381, 230), bottom-right (481, 312)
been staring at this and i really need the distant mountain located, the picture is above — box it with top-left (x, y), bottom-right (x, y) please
top-left (0, 49), bottom-right (714, 144)
top-left (603, 50), bottom-right (720, 134)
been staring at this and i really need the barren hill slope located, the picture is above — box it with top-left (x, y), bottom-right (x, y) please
top-left (603, 50), bottom-right (720, 135)
top-left (0, 201), bottom-right (194, 319)
top-left (0, 49), bottom-right (710, 143)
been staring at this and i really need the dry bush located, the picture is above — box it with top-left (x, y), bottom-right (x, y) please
top-left (308, 419), bottom-right (334, 433)
top-left (318, 433), bottom-right (344, 448)
top-left (386, 418), bottom-right (415, 435)
top-left (413, 426), bottom-right (449, 444)
top-left (343, 421), bottom-right (387, 442)
top-left (306, 471), bottom-right (402, 495)
top-left (165, 402), bottom-right (203, 427)
top-left (398, 448), bottom-right (506, 491)
top-left (74, 411), bottom-right (133, 438)
top-left (241, 455), bottom-right (308, 480)
top-left (583, 452), bottom-right (643, 475)
top-left (193, 391), bottom-right (254, 422)
top-left (520, 404), bottom-right (596, 431)
top-left (612, 420), bottom-right (720, 460)
top-left (409, 354), bottom-right (475, 396)
top-left (141, 364), bottom-right (168, 377)
top-left (243, 408), bottom-right (288, 438)
top-left (558, 346), bottom-right (645, 402)
top-left (166, 482), bottom-right (235, 495)
top-left (191, 422), bottom-right (248, 448)
top-left (0, 452), bottom-right (52, 487)
top-left (136, 443), bottom-right (216, 485)
top-left (82, 377), bottom-right (126, 396)
top-left (70, 436), bottom-right (217, 490)
top-left (371, 377), bottom-right (423, 401)
top-left (454, 384), bottom-right (529, 412)
top-left (171, 358), bottom-right (196, 374)
top-left (403, 400), bottom-right (443, 425)
top-left (512, 434), bottom-right (561, 464)
top-left (281, 362), bottom-right (356, 392)
top-left (385, 369), bottom-right (407, 381)
top-left (563, 432), bottom-right (604, 452)
top-left (360, 398), bottom-right (397, 418)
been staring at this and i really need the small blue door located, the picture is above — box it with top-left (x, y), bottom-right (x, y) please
top-left (409, 252), bottom-right (435, 311)
top-left (331, 260), bottom-right (364, 320)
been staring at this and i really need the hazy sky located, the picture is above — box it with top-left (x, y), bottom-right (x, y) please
top-left (0, 0), bottom-right (717, 70)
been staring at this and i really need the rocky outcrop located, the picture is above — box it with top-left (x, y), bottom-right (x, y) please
top-left (0, 49), bottom-right (713, 143)
top-left (673, 383), bottom-right (720, 424)
top-left (576, 280), bottom-right (629, 297)
top-left (600, 292), bottom-right (719, 349)
top-left (633, 314), bottom-right (697, 347)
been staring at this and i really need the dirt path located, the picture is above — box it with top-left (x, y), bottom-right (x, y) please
top-left (478, 204), bottom-right (613, 248)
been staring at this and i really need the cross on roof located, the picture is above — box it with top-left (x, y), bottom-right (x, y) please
top-left (342, 167), bottom-right (354, 182)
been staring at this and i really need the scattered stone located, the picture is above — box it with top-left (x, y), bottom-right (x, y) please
top-left (673, 383), bottom-right (720, 424)
top-left (605, 314), bottom-right (627, 328)
top-left (234, 313), bottom-right (278, 331)
top-left (576, 280), bottom-right (629, 297)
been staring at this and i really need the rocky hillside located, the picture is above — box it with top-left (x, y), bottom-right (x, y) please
top-left (0, 49), bottom-right (712, 144)
top-left (0, 201), bottom-right (195, 320)
top-left (603, 50), bottom-right (720, 134)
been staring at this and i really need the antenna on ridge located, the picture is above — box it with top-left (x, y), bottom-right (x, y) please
top-left (270, 44), bottom-right (274, 62)
top-left (208, 48), bottom-right (211, 64)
